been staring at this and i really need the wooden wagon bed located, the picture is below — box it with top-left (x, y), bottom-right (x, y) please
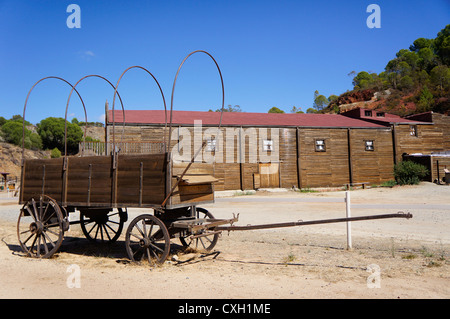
top-left (19, 153), bottom-right (216, 209)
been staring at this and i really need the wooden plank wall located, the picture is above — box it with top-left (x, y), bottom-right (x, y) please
top-left (350, 129), bottom-right (394, 185)
top-left (431, 113), bottom-right (450, 151)
top-left (279, 128), bottom-right (298, 189)
top-left (111, 117), bottom-right (449, 190)
top-left (298, 128), bottom-right (350, 188)
top-left (395, 124), bottom-right (444, 162)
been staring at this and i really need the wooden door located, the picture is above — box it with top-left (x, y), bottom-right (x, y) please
top-left (258, 163), bottom-right (279, 188)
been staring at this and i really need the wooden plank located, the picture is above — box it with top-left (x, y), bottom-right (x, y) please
top-left (179, 175), bottom-right (218, 185)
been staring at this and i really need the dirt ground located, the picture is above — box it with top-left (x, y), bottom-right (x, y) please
top-left (0, 182), bottom-right (449, 299)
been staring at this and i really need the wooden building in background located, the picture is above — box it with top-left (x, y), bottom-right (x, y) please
top-left (103, 109), bottom-right (450, 190)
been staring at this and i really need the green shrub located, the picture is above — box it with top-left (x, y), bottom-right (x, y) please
top-left (394, 161), bottom-right (429, 185)
top-left (51, 147), bottom-right (61, 158)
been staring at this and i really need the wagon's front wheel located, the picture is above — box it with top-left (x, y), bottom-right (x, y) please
top-left (17, 196), bottom-right (65, 258)
top-left (125, 214), bottom-right (170, 265)
top-left (180, 207), bottom-right (219, 252)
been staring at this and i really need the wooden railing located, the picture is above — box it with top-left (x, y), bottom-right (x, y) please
top-left (79, 141), bottom-right (166, 155)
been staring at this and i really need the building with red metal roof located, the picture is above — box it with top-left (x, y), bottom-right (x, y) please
top-left (103, 108), bottom-right (449, 190)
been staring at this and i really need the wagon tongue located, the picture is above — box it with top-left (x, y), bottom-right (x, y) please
top-left (215, 212), bottom-right (413, 231)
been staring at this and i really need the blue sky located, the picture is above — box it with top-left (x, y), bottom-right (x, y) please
top-left (0, 0), bottom-right (449, 124)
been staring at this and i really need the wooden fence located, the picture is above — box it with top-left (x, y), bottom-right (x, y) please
top-left (79, 141), bottom-right (166, 156)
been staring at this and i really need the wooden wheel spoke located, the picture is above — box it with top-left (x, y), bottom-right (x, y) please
top-left (102, 224), bottom-right (112, 241)
top-left (18, 196), bottom-right (64, 258)
top-left (149, 242), bottom-right (164, 254)
top-left (129, 232), bottom-right (143, 241)
top-left (125, 214), bottom-right (170, 265)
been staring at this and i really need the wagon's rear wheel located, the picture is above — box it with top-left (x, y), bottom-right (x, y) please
top-left (125, 214), bottom-right (170, 265)
top-left (80, 208), bottom-right (127, 243)
top-left (17, 195), bottom-right (65, 258)
top-left (180, 207), bottom-right (219, 252)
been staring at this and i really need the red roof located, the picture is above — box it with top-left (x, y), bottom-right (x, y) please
top-left (108, 110), bottom-right (387, 128)
top-left (341, 108), bottom-right (427, 124)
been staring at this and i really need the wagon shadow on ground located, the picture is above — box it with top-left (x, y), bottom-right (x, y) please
top-left (58, 236), bottom-right (200, 263)
top-left (3, 235), bottom-right (210, 265)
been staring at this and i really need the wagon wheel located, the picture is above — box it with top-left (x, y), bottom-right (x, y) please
top-left (125, 214), bottom-right (170, 265)
top-left (17, 195), bottom-right (65, 258)
top-left (179, 207), bottom-right (219, 252)
top-left (80, 208), bottom-right (127, 243)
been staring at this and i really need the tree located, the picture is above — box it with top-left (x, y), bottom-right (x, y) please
top-left (37, 117), bottom-right (83, 154)
top-left (268, 106), bottom-right (284, 113)
top-left (434, 24), bottom-right (450, 65)
top-left (352, 71), bottom-right (372, 88)
top-left (327, 95), bottom-right (338, 102)
top-left (306, 108), bottom-right (318, 113)
top-left (399, 75), bottom-right (414, 91)
top-left (1, 119), bottom-right (42, 149)
top-left (409, 37), bottom-right (434, 52)
top-left (417, 86), bottom-right (434, 112)
top-left (430, 65), bottom-right (450, 92)
top-left (290, 106), bottom-right (303, 113)
top-left (212, 104), bottom-right (242, 112)
top-left (313, 90), bottom-right (328, 111)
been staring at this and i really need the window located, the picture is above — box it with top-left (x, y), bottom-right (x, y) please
top-left (365, 140), bottom-right (374, 151)
top-left (376, 112), bottom-right (385, 117)
top-left (410, 125), bottom-right (417, 137)
top-left (263, 139), bottom-right (273, 151)
top-left (206, 138), bottom-right (216, 152)
top-left (364, 110), bottom-right (372, 117)
top-left (315, 139), bottom-right (326, 152)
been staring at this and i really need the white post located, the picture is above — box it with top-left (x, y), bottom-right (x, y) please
top-left (346, 191), bottom-right (352, 250)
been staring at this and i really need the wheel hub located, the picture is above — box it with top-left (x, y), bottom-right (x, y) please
top-left (29, 221), bottom-right (44, 235)
top-left (139, 238), bottom-right (151, 248)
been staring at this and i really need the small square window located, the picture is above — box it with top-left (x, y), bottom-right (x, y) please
top-left (315, 139), bottom-right (326, 152)
top-left (376, 112), bottom-right (385, 117)
top-left (206, 138), bottom-right (216, 152)
top-left (263, 139), bottom-right (273, 151)
top-left (364, 110), bottom-right (372, 117)
top-left (365, 140), bottom-right (374, 151)
top-left (410, 125), bottom-right (417, 137)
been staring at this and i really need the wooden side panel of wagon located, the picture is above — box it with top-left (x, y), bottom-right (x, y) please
top-left (168, 162), bottom-right (216, 207)
top-left (21, 158), bottom-right (65, 202)
top-left (66, 156), bottom-right (113, 206)
top-left (116, 153), bottom-right (167, 206)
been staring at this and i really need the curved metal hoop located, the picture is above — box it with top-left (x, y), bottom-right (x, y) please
top-left (64, 74), bottom-right (126, 156)
top-left (161, 50), bottom-right (225, 207)
top-left (168, 50), bottom-right (225, 144)
top-left (21, 76), bottom-right (87, 160)
top-left (112, 66), bottom-right (167, 152)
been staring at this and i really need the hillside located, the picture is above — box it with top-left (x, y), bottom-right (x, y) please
top-left (0, 142), bottom-right (50, 181)
top-left (326, 88), bottom-right (449, 117)
top-left (0, 125), bottom-right (105, 182)
top-left (324, 24), bottom-right (450, 116)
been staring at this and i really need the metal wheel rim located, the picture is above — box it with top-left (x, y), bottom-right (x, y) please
top-left (17, 196), bottom-right (64, 258)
